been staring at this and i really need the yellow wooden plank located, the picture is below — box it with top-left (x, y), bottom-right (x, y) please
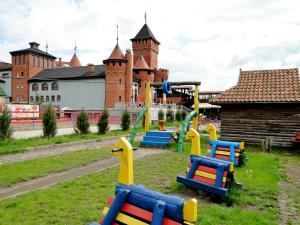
top-left (187, 169), bottom-right (226, 182)
top-left (207, 150), bottom-right (239, 157)
top-left (102, 207), bottom-right (149, 225)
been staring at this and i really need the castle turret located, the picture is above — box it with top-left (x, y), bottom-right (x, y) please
top-left (103, 43), bottom-right (128, 108)
top-left (69, 44), bottom-right (82, 67)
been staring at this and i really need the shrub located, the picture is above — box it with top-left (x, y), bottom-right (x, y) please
top-left (121, 110), bottom-right (131, 131)
top-left (75, 109), bottom-right (90, 134)
top-left (97, 109), bottom-right (109, 134)
top-left (181, 110), bottom-right (187, 120)
top-left (0, 107), bottom-right (13, 140)
top-left (166, 110), bottom-right (174, 122)
top-left (42, 104), bottom-right (57, 138)
top-left (175, 110), bottom-right (182, 121)
top-left (158, 109), bottom-right (164, 120)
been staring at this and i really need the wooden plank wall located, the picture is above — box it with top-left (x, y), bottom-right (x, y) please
top-left (220, 104), bottom-right (300, 147)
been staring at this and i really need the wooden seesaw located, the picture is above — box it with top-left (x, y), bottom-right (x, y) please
top-left (89, 137), bottom-right (198, 225)
top-left (176, 128), bottom-right (239, 198)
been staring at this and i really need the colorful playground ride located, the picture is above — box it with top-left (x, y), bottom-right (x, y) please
top-left (89, 137), bottom-right (198, 225)
top-left (176, 128), bottom-right (236, 198)
top-left (206, 124), bottom-right (246, 167)
top-left (141, 131), bottom-right (173, 147)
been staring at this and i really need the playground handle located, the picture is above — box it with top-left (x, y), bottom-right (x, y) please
top-left (112, 147), bottom-right (138, 152)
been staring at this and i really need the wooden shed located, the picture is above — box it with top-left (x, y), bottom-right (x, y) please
top-left (210, 68), bottom-right (300, 147)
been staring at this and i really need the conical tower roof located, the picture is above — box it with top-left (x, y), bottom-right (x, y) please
top-left (134, 54), bottom-right (150, 70)
top-left (131, 24), bottom-right (160, 44)
top-left (108, 43), bottom-right (125, 60)
top-left (69, 54), bottom-right (82, 67)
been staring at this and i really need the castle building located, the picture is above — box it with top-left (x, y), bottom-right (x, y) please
top-left (8, 21), bottom-right (170, 110)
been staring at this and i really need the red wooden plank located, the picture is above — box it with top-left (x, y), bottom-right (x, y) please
top-left (187, 163), bottom-right (228, 177)
top-left (107, 198), bottom-right (181, 225)
top-left (192, 174), bottom-right (225, 188)
top-left (208, 145), bottom-right (241, 153)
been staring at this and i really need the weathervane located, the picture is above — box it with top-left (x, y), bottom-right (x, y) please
top-left (46, 41), bottom-right (48, 53)
top-left (74, 43), bottom-right (77, 55)
top-left (117, 24), bottom-right (119, 44)
top-left (144, 11), bottom-right (147, 24)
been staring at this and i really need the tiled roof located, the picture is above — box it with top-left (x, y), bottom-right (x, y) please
top-left (133, 54), bottom-right (149, 70)
top-left (210, 68), bottom-right (300, 104)
top-left (131, 24), bottom-right (160, 44)
top-left (29, 65), bottom-right (105, 81)
top-left (69, 54), bottom-right (82, 67)
top-left (108, 43), bottom-right (125, 60)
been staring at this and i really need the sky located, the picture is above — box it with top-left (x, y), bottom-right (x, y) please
top-left (1, 0), bottom-right (300, 91)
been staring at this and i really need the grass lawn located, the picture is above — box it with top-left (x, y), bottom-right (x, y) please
top-left (0, 146), bottom-right (287, 225)
top-left (0, 148), bottom-right (111, 187)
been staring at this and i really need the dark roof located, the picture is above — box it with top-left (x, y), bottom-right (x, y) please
top-left (29, 65), bottom-right (105, 81)
top-left (131, 24), bottom-right (160, 44)
top-left (0, 79), bottom-right (5, 83)
top-left (210, 68), bottom-right (300, 104)
top-left (10, 47), bottom-right (56, 59)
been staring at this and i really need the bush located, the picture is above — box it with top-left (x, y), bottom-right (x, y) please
top-left (166, 110), bottom-right (174, 122)
top-left (175, 110), bottom-right (182, 121)
top-left (75, 109), bottom-right (90, 134)
top-left (181, 110), bottom-right (187, 120)
top-left (121, 110), bottom-right (131, 131)
top-left (0, 107), bottom-right (13, 140)
top-left (42, 104), bottom-right (57, 138)
top-left (158, 109), bottom-right (164, 120)
top-left (97, 109), bottom-right (109, 134)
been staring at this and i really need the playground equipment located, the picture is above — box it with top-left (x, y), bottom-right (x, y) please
top-left (176, 128), bottom-right (236, 197)
top-left (206, 124), bottom-right (246, 166)
top-left (142, 81), bottom-right (201, 148)
top-left (89, 137), bottom-right (198, 225)
top-left (129, 107), bottom-right (147, 144)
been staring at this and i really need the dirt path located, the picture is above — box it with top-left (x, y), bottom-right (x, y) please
top-left (0, 148), bottom-right (167, 200)
top-left (0, 135), bottom-right (143, 165)
top-left (279, 162), bottom-right (300, 225)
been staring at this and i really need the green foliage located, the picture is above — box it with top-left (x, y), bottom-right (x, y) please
top-left (166, 110), bottom-right (174, 122)
top-left (42, 104), bottom-right (57, 138)
top-left (97, 109), bottom-right (109, 134)
top-left (75, 109), bottom-right (90, 134)
top-left (175, 110), bottom-right (182, 121)
top-left (121, 110), bottom-right (131, 131)
top-left (158, 109), bottom-right (164, 120)
top-left (0, 107), bottom-right (13, 140)
top-left (181, 110), bottom-right (187, 120)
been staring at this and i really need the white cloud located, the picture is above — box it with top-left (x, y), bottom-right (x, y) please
top-left (1, 0), bottom-right (300, 90)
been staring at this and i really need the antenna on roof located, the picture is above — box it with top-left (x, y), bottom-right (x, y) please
top-left (45, 40), bottom-right (48, 53)
top-left (74, 43), bottom-right (77, 55)
top-left (117, 24), bottom-right (119, 44)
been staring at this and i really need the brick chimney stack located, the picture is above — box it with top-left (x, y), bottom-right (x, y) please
top-left (29, 42), bottom-right (40, 49)
top-left (87, 64), bottom-right (95, 74)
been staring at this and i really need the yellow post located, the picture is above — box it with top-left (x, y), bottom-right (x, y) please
top-left (185, 128), bottom-right (201, 155)
top-left (192, 85), bottom-right (199, 130)
top-left (206, 123), bottom-right (217, 141)
top-left (145, 82), bottom-right (151, 133)
top-left (112, 137), bottom-right (134, 185)
top-left (183, 198), bottom-right (198, 223)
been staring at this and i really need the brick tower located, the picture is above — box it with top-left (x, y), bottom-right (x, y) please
top-left (131, 23), bottom-right (160, 70)
top-left (10, 42), bottom-right (56, 103)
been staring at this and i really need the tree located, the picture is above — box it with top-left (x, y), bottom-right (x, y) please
top-left (121, 110), bottom-right (131, 131)
top-left (158, 109), bottom-right (164, 120)
top-left (97, 109), bottom-right (109, 134)
top-left (75, 109), bottom-right (90, 134)
top-left (0, 107), bottom-right (13, 140)
top-left (166, 110), bottom-right (174, 122)
top-left (175, 110), bottom-right (182, 121)
top-left (42, 104), bottom-right (57, 138)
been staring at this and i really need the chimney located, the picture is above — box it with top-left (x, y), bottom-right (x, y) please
top-left (29, 42), bottom-right (40, 49)
top-left (86, 64), bottom-right (95, 74)
top-left (58, 57), bottom-right (62, 67)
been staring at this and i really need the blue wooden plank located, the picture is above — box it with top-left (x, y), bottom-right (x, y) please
top-left (146, 131), bottom-right (173, 137)
top-left (176, 176), bottom-right (228, 197)
top-left (143, 136), bottom-right (171, 143)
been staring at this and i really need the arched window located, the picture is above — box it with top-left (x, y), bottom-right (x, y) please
top-left (42, 83), bottom-right (48, 90)
top-left (46, 96), bottom-right (49, 102)
top-left (32, 83), bottom-right (38, 91)
top-left (57, 95), bottom-right (61, 102)
top-left (51, 95), bottom-right (55, 102)
top-left (51, 82), bottom-right (58, 90)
